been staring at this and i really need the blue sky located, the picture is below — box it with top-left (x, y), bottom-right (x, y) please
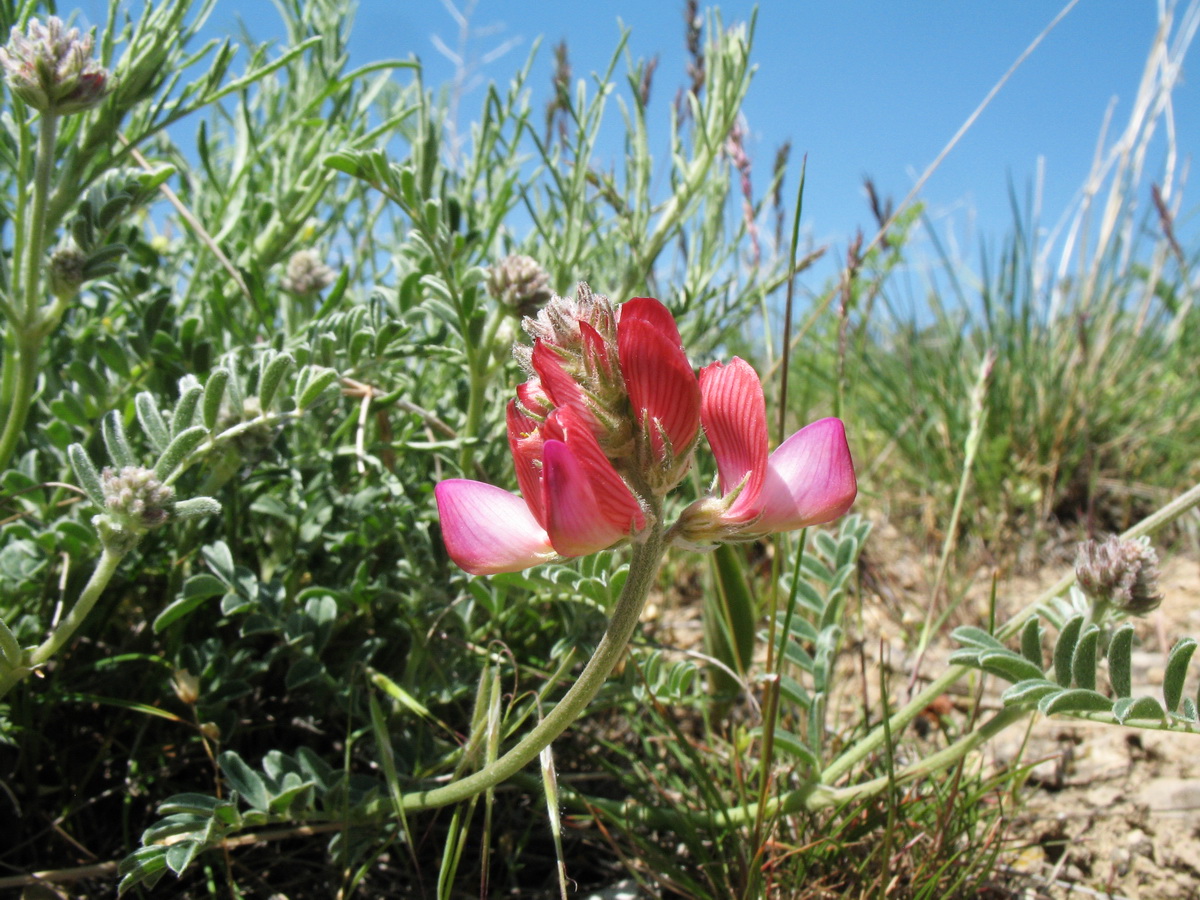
top-left (79, 1), bottom-right (1198, 293)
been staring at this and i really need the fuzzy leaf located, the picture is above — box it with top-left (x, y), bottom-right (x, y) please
top-left (257, 351), bottom-right (294, 412)
top-left (951, 626), bottom-right (1006, 651)
top-left (295, 366), bottom-right (339, 409)
top-left (164, 840), bottom-right (201, 875)
top-left (777, 673), bottom-right (811, 711)
top-left (979, 650), bottom-right (1045, 684)
top-left (156, 793), bottom-right (228, 816)
top-left (1072, 626), bottom-right (1100, 691)
top-left (1108, 623), bottom-right (1135, 698)
top-left (1039, 688), bottom-right (1112, 717)
top-left (154, 426), bottom-right (208, 481)
top-left (1020, 617), bottom-right (1043, 668)
top-left (1163, 637), bottom-right (1197, 713)
top-left (135, 392), bottom-right (170, 453)
top-left (775, 611), bottom-right (819, 645)
top-left (834, 536), bottom-right (858, 571)
top-left (68, 443), bottom-right (105, 507)
top-left (1113, 696), bottom-right (1166, 724)
top-left (1180, 698), bottom-right (1198, 723)
top-left (102, 411), bottom-right (136, 468)
top-left (117, 846), bottom-right (168, 894)
top-left (947, 649), bottom-right (983, 668)
top-left (171, 497), bottom-right (222, 521)
top-left (814, 531), bottom-right (838, 561)
top-left (1053, 615), bottom-right (1085, 688)
top-left (154, 574), bottom-right (228, 633)
top-left (1001, 678), bottom-right (1062, 706)
top-left (202, 368), bottom-right (230, 430)
top-left (218, 751), bottom-right (269, 812)
top-left (171, 384), bottom-right (203, 436)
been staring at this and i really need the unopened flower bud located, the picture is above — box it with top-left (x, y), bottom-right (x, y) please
top-left (172, 669), bottom-right (200, 705)
top-left (281, 249), bottom-right (335, 295)
top-left (1075, 534), bottom-right (1162, 616)
top-left (101, 465), bottom-right (174, 530)
top-left (488, 254), bottom-right (552, 318)
top-left (0, 17), bottom-right (109, 115)
top-left (198, 721), bottom-right (221, 742)
top-left (48, 241), bottom-right (87, 300)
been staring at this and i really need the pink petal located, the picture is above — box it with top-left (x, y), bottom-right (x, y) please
top-left (435, 479), bottom-right (555, 575)
top-left (542, 440), bottom-right (636, 557)
top-left (543, 407), bottom-right (645, 537)
top-left (506, 400), bottom-right (546, 527)
top-left (618, 316), bottom-right (700, 459)
top-left (699, 358), bottom-right (768, 522)
top-left (756, 418), bottom-right (857, 533)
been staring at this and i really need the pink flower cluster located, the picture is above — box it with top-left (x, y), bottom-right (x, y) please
top-left (435, 288), bottom-right (856, 575)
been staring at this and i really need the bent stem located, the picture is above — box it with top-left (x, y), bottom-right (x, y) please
top-left (824, 477), bottom-right (1200, 787)
top-left (395, 519), bottom-right (665, 813)
top-left (0, 546), bottom-right (127, 700)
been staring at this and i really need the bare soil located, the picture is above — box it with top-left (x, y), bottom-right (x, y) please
top-left (989, 553), bottom-right (1200, 899)
top-left (863, 517), bottom-right (1200, 899)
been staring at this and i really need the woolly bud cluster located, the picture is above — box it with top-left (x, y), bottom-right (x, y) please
top-left (281, 249), bottom-right (335, 296)
top-left (101, 465), bottom-right (174, 530)
top-left (48, 241), bottom-right (87, 300)
top-left (487, 254), bottom-right (552, 318)
top-left (1075, 534), bottom-right (1163, 617)
top-left (0, 17), bottom-right (109, 115)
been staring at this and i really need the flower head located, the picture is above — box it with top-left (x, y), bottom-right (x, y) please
top-left (1, 17), bottom-right (109, 114)
top-left (487, 254), bottom-right (552, 318)
top-left (282, 249), bottom-right (335, 295)
top-left (435, 289), bottom-right (856, 575)
top-left (102, 465), bottom-right (174, 530)
top-left (1075, 534), bottom-right (1162, 617)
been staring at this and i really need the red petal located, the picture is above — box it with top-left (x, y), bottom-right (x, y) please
top-left (516, 380), bottom-right (553, 418)
top-left (618, 319), bottom-right (700, 459)
top-left (531, 340), bottom-right (597, 428)
top-left (757, 418), bottom-right (857, 532)
top-left (619, 296), bottom-right (683, 346)
top-left (435, 479), bottom-right (555, 575)
top-left (507, 400), bottom-right (546, 527)
top-left (579, 320), bottom-right (615, 381)
top-left (699, 358), bottom-right (767, 522)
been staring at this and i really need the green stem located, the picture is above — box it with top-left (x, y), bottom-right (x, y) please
top-left (23, 111), bottom-right (58, 327)
top-left (30, 546), bottom-right (125, 667)
top-left (0, 546), bottom-right (126, 700)
top-left (718, 706), bottom-right (1030, 828)
top-left (0, 336), bottom-right (39, 471)
top-left (458, 352), bottom-right (484, 473)
top-left (0, 111), bottom-right (59, 473)
top-left (395, 521), bottom-right (665, 813)
top-left (821, 477), bottom-right (1200, 786)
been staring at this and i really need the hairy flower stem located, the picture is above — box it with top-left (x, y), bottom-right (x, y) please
top-left (0, 546), bottom-right (126, 700)
top-left (0, 111), bottom-right (59, 471)
top-left (669, 478), bottom-right (1200, 831)
top-left (396, 518), bottom-right (665, 813)
top-left (820, 477), bottom-right (1200, 787)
